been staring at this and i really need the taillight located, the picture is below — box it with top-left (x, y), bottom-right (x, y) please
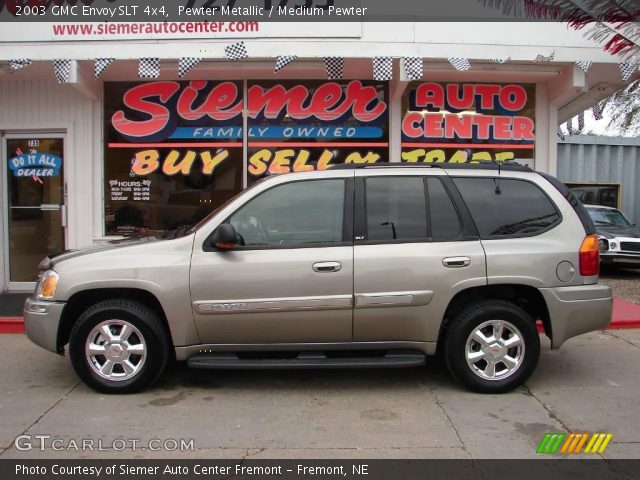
top-left (579, 234), bottom-right (600, 276)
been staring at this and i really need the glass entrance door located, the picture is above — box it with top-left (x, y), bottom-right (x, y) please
top-left (3, 136), bottom-right (65, 289)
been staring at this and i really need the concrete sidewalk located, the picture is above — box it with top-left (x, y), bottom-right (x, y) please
top-left (1, 330), bottom-right (639, 459)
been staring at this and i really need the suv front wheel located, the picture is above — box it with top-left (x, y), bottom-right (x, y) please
top-left (69, 299), bottom-right (170, 394)
top-left (443, 300), bottom-right (540, 393)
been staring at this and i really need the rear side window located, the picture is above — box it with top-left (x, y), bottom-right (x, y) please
top-left (366, 177), bottom-right (427, 241)
top-left (427, 178), bottom-right (461, 240)
top-left (452, 177), bottom-right (560, 238)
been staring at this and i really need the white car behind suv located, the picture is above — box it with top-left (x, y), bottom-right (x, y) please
top-left (586, 204), bottom-right (640, 269)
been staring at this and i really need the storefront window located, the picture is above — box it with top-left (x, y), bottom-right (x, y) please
top-left (246, 80), bottom-right (389, 185)
top-left (401, 82), bottom-right (535, 167)
top-left (103, 80), bottom-right (389, 235)
top-left (104, 81), bottom-right (243, 235)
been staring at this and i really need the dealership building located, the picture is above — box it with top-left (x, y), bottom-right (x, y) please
top-left (0, 19), bottom-right (636, 291)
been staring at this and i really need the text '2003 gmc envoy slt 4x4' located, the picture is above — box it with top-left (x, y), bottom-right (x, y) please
top-left (25, 163), bottom-right (612, 394)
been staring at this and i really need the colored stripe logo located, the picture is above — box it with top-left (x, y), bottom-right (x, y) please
top-left (537, 433), bottom-right (612, 454)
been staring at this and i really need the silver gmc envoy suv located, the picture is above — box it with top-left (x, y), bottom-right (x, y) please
top-left (24, 163), bottom-right (612, 394)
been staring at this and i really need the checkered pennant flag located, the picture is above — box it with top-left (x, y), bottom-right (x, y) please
top-left (324, 57), bottom-right (344, 80)
top-left (8, 59), bottom-right (31, 72)
top-left (53, 59), bottom-right (71, 83)
top-left (372, 57), bottom-right (393, 81)
top-left (534, 51), bottom-right (555, 62)
top-left (592, 100), bottom-right (606, 121)
top-left (94, 58), bottom-right (115, 78)
top-left (402, 57), bottom-right (422, 81)
top-left (225, 42), bottom-right (248, 61)
top-left (490, 57), bottom-right (510, 64)
top-left (619, 62), bottom-right (637, 81)
top-left (274, 55), bottom-right (297, 73)
top-left (577, 111), bottom-right (585, 132)
top-left (178, 57), bottom-right (201, 77)
top-left (138, 58), bottom-right (160, 79)
top-left (448, 57), bottom-right (471, 71)
top-left (575, 60), bottom-right (592, 73)
top-left (565, 118), bottom-right (574, 136)
top-left (557, 126), bottom-right (565, 141)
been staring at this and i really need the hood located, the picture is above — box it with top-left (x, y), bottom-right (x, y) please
top-left (596, 224), bottom-right (640, 239)
top-left (41, 236), bottom-right (161, 270)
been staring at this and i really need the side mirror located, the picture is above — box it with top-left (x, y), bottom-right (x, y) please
top-left (210, 224), bottom-right (238, 249)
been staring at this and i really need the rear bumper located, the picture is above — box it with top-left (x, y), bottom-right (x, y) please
top-left (23, 297), bottom-right (65, 354)
top-left (539, 284), bottom-right (612, 349)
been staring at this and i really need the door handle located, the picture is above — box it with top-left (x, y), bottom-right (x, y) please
top-left (40, 204), bottom-right (61, 211)
top-left (313, 261), bottom-right (342, 273)
top-left (61, 204), bottom-right (67, 227)
top-left (442, 256), bottom-right (471, 268)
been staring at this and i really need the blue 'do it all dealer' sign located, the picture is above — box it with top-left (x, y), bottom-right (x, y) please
top-left (9, 152), bottom-right (62, 177)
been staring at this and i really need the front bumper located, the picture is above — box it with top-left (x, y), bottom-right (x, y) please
top-left (600, 253), bottom-right (640, 267)
top-left (539, 284), bottom-right (612, 349)
top-left (23, 296), bottom-right (66, 354)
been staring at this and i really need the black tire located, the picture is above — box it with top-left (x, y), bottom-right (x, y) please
top-left (443, 300), bottom-right (540, 393)
top-left (69, 299), bottom-right (170, 394)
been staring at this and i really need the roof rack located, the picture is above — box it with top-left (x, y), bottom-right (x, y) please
top-left (329, 161), bottom-right (532, 172)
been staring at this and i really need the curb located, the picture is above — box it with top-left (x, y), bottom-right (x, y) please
top-left (0, 317), bottom-right (26, 334)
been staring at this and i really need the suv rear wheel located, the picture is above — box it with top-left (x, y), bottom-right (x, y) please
top-left (443, 300), bottom-right (540, 393)
top-left (69, 299), bottom-right (170, 394)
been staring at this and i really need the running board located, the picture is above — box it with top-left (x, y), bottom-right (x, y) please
top-left (187, 350), bottom-right (426, 370)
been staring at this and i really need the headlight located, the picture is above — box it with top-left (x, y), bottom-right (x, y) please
top-left (598, 239), bottom-right (609, 251)
top-left (36, 270), bottom-right (59, 300)
top-left (610, 242), bottom-right (618, 250)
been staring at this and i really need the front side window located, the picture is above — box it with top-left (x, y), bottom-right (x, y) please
top-left (452, 177), bottom-right (560, 238)
top-left (365, 177), bottom-right (428, 241)
top-left (229, 179), bottom-right (345, 247)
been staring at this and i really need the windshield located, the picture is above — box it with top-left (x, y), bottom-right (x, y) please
top-left (587, 207), bottom-right (632, 228)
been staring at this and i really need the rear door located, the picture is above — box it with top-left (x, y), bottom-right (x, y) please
top-left (353, 170), bottom-right (486, 343)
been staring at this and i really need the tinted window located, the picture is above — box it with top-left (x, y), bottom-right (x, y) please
top-left (427, 178), bottom-right (461, 240)
top-left (366, 177), bottom-right (427, 241)
top-left (229, 179), bottom-right (345, 247)
top-left (452, 178), bottom-right (560, 237)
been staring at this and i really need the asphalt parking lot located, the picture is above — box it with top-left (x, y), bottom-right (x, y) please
top-left (601, 268), bottom-right (640, 304)
top-left (1, 324), bottom-right (640, 460)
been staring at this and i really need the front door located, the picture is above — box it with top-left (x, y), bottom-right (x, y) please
top-left (3, 135), bottom-right (65, 290)
top-left (190, 176), bottom-right (354, 344)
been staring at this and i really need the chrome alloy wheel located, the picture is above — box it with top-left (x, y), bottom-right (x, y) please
top-left (85, 320), bottom-right (147, 382)
top-left (465, 320), bottom-right (525, 381)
